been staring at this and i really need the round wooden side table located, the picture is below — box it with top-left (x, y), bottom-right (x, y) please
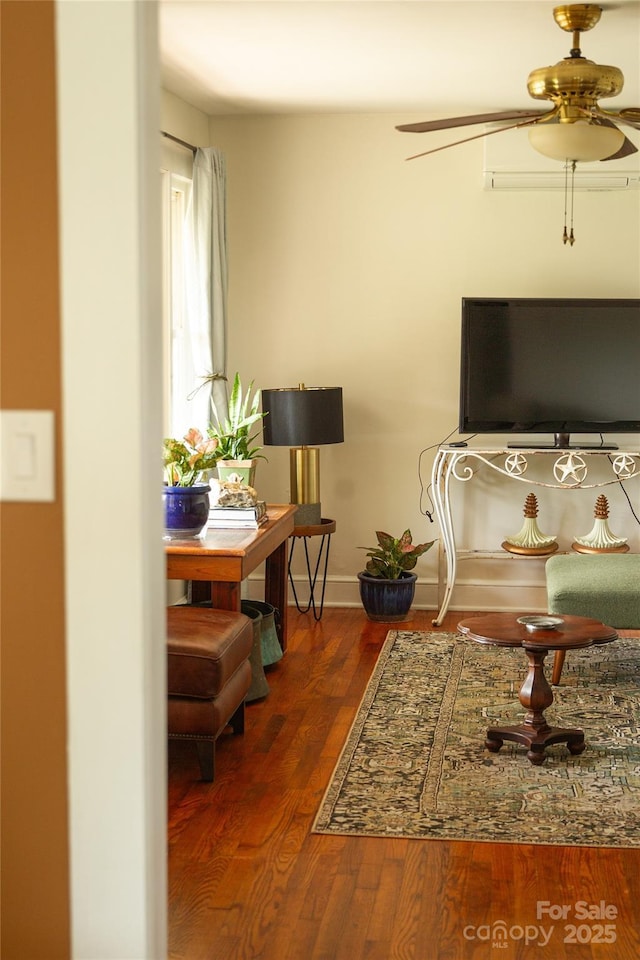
top-left (457, 613), bottom-right (618, 765)
top-left (288, 518), bottom-right (336, 621)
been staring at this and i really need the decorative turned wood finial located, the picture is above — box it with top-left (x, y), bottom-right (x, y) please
top-left (572, 494), bottom-right (628, 553)
top-left (502, 492), bottom-right (557, 556)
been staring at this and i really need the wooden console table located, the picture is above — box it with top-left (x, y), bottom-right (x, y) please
top-left (432, 444), bottom-right (640, 625)
top-left (165, 503), bottom-right (296, 651)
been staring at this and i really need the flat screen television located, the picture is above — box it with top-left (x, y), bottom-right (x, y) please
top-left (459, 297), bottom-right (640, 449)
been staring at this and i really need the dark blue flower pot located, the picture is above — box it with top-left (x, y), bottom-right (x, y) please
top-left (163, 484), bottom-right (210, 539)
top-left (357, 570), bottom-right (417, 622)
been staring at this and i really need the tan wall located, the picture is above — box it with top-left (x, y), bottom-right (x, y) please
top-left (0, 1), bottom-right (71, 956)
top-left (203, 112), bottom-right (640, 609)
top-left (159, 89), bottom-right (639, 613)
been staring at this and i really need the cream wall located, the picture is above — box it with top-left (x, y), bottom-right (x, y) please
top-left (161, 89), bottom-right (209, 175)
top-left (58, 4), bottom-right (166, 957)
top-left (161, 93), bottom-right (640, 612)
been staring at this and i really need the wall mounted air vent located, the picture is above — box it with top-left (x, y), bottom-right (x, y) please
top-left (485, 172), bottom-right (639, 190)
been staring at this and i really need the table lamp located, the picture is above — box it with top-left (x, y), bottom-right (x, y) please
top-left (261, 385), bottom-right (344, 526)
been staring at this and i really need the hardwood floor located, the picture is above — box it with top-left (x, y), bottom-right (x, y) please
top-left (168, 608), bottom-right (640, 959)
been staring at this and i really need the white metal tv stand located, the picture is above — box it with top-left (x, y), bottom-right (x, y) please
top-left (431, 443), bottom-right (640, 625)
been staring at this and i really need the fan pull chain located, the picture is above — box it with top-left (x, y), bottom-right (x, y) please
top-left (562, 161), bottom-right (569, 244)
top-left (563, 161), bottom-right (576, 246)
top-left (569, 160), bottom-right (576, 245)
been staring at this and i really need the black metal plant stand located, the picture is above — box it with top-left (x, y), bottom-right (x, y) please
top-left (288, 518), bottom-right (336, 621)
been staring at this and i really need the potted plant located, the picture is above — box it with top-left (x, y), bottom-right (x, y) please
top-left (206, 372), bottom-right (267, 486)
top-left (357, 529), bottom-right (435, 622)
top-left (162, 429), bottom-right (219, 539)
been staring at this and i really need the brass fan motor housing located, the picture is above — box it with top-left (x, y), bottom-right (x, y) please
top-left (527, 58), bottom-right (624, 103)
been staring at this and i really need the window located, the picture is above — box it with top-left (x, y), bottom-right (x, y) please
top-left (162, 147), bottom-right (226, 439)
top-left (161, 170), bottom-right (193, 436)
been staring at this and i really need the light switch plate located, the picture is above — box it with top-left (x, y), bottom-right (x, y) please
top-left (0, 410), bottom-right (56, 502)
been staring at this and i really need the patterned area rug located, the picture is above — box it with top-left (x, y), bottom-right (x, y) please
top-left (313, 631), bottom-right (640, 846)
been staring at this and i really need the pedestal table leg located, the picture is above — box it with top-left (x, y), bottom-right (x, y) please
top-left (485, 647), bottom-right (585, 765)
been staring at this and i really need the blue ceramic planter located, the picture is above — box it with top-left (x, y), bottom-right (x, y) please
top-left (163, 483), bottom-right (210, 539)
top-left (357, 570), bottom-right (417, 622)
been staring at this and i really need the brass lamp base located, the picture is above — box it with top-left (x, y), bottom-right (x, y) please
top-left (290, 447), bottom-right (322, 526)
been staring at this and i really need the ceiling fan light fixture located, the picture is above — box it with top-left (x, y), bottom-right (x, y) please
top-left (527, 119), bottom-right (625, 161)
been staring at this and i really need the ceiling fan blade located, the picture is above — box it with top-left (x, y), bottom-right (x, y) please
top-left (405, 113), bottom-right (556, 161)
top-left (619, 108), bottom-right (640, 124)
top-left (601, 135), bottom-right (638, 161)
top-left (587, 116), bottom-right (638, 161)
top-left (396, 110), bottom-right (550, 134)
top-left (592, 107), bottom-right (640, 131)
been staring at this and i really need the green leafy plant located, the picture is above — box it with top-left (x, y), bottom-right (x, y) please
top-left (163, 428), bottom-right (219, 486)
top-left (360, 529), bottom-right (435, 580)
top-left (206, 372), bottom-right (266, 461)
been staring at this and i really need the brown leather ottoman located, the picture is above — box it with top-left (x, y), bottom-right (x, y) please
top-left (167, 606), bottom-right (253, 780)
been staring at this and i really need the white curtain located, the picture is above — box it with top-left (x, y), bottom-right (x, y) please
top-left (181, 146), bottom-right (229, 431)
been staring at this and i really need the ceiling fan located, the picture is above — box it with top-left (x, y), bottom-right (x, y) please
top-left (397, 3), bottom-right (640, 165)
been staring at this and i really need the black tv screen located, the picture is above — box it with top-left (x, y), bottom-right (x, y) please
top-left (459, 297), bottom-right (640, 448)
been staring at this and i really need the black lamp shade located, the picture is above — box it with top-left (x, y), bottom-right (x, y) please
top-left (261, 387), bottom-right (344, 446)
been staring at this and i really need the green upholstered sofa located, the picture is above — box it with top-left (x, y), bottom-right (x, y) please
top-left (546, 553), bottom-right (640, 683)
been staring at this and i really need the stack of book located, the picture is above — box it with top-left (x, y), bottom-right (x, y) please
top-left (207, 500), bottom-right (268, 529)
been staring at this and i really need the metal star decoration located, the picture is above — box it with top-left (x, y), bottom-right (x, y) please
top-left (553, 453), bottom-right (588, 486)
top-left (612, 454), bottom-right (638, 480)
top-left (504, 453), bottom-right (528, 477)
